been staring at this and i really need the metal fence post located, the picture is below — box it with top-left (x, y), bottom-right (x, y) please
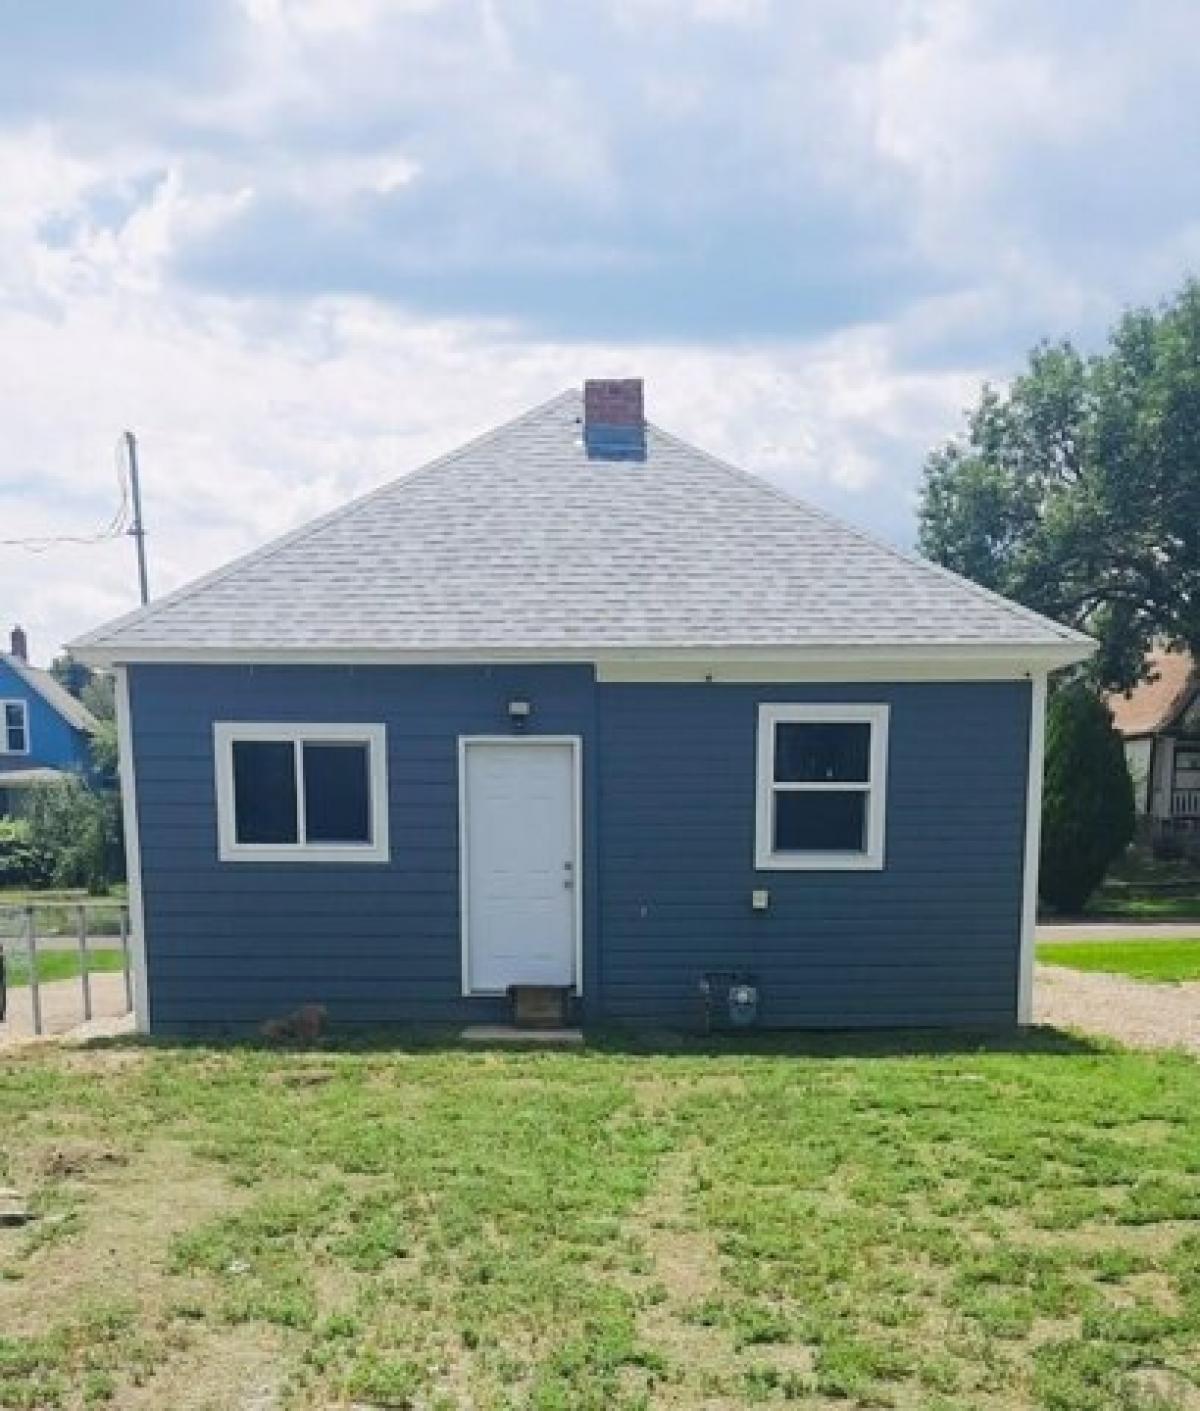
top-left (25, 906), bottom-right (42, 1037)
top-left (76, 904), bottom-right (93, 1023)
top-left (119, 906), bottom-right (133, 1013)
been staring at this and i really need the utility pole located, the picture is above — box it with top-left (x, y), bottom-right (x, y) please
top-left (124, 430), bottom-right (149, 606)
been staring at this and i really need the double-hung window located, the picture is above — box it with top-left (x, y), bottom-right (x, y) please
top-left (755, 704), bottom-right (889, 870)
top-left (2, 700), bottom-right (28, 755)
top-left (214, 723), bottom-right (389, 863)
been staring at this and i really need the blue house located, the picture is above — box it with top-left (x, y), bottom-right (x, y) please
top-left (0, 628), bottom-right (98, 815)
top-left (73, 382), bottom-right (1092, 1035)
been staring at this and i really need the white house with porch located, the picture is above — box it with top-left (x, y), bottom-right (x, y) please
top-left (1110, 648), bottom-right (1200, 836)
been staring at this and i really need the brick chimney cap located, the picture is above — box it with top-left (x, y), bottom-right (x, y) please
top-left (583, 379), bottom-right (644, 427)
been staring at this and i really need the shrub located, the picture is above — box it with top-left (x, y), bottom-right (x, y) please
top-left (22, 779), bottom-right (124, 895)
top-left (0, 816), bottom-right (51, 888)
top-left (1039, 685), bottom-right (1135, 914)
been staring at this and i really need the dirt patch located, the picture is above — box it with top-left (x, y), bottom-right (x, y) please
top-left (1126, 1366), bottom-right (1200, 1410)
top-left (626, 1146), bottom-right (736, 1381)
top-left (116, 1322), bottom-right (285, 1411)
top-left (0, 1142), bottom-right (242, 1339)
top-left (0, 1137), bottom-right (289, 1408)
top-left (624, 1145), bottom-right (817, 1403)
top-left (1035, 964), bottom-right (1200, 1053)
top-left (57, 1043), bottom-right (150, 1075)
top-left (640, 1150), bottom-right (722, 1307)
top-left (33, 1139), bottom-right (129, 1179)
top-left (266, 1066), bottom-right (337, 1088)
top-left (631, 1074), bottom-right (747, 1117)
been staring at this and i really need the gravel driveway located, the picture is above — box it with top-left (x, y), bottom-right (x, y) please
top-left (0, 973), bottom-right (131, 1047)
top-left (1035, 963), bottom-right (1200, 1054)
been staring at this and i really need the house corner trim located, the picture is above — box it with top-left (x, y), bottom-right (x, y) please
top-left (115, 667), bottom-right (150, 1032)
top-left (1018, 673), bottom-right (1048, 1025)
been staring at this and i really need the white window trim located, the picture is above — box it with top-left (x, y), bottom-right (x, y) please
top-left (754, 703), bottom-right (889, 871)
top-left (1, 699), bottom-right (29, 755)
top-left (214, 722), bottom-right (389, 864)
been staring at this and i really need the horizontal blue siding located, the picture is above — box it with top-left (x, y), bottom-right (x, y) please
top-left (596, 682), bottom-right (1029, 1028)
top-left (129, 666), bottom-right (1030, 1034)
top-left (0, 660), bottom-right (91, 775)
top-left (130, 664), bottom-right (598, 1033)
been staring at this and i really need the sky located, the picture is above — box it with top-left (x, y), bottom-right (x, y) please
top-left (2, 0), bottom-right (1199, 665)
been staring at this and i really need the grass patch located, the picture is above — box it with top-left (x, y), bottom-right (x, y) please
top-left (2, 949), bottom-right (126, 988)
top-left (1038, 939), bottom-right (1200, 982)
top-left (0, 1032), bottom-right (1198, 1408)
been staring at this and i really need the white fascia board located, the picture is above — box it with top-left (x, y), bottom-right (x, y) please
top-left (71, 639), bottom-right (1095, 678)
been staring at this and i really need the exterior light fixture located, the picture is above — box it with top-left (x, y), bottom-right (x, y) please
top-left (507, 699), bottom-right (532, 727)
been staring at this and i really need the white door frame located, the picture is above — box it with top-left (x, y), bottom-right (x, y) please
top-left (458, 734), bottom-right (584, 997)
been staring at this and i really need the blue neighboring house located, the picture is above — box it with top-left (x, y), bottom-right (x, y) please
top-left (0, 628), bottom-right (98, 815)
top-left (72, 381), bottom-right (1093, 1036)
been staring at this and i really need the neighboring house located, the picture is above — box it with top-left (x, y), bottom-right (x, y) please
top-left (0, 627), bottom-right (98, 815)
top-left (1109, 647), bottom-right (1200, 836)
top-left (72, 381), bottom-right (1092, 1036)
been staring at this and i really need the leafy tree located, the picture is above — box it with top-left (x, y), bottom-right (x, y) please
top-left (0, 817), bottom-right (51, 888)
top-left (22, 779), bottom-right (124, 895)
top-left (81, 674), bottom-right (119, 778)
top-left (88, 720), bottom-right (120, 779)
top-left (1039, 686), bottom-right (1134, 913)
top-left (919, 278), bottom-right (1200, 691)
top-left (80, 672), bottom-right (115, 723)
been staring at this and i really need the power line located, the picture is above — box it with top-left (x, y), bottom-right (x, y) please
top-left (0, 437), bottom-right (134, 552)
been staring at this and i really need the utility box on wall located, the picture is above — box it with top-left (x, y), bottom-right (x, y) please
top-left (697, 972), bottom-right (760, 1033)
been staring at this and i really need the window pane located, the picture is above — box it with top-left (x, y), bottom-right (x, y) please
top-left (774, 789), bottom-right (866, 852)
top-left (4, 703), bottom-right (26, 752)
top-left (775, 722), bottom-right (870, 783)
top-left (232, 740), bottom-right (298, 844)
top-left (303, 742), bottom-right (371, 844)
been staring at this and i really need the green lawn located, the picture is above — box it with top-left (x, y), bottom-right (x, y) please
top-left (2, 947), bottom-right (126, 988)
top-left (1038, 939), bottom-right (1200, 983)
top-left (1, 1034), bottom-right (1199, 1409)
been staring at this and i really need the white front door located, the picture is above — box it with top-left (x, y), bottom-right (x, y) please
top-left (461, 739), bottom-right (579, 994)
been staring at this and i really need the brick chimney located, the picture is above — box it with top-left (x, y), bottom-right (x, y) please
top-left (9, 625), bottom-right (27, 662)
top-left (583, 379), bottom-right (645, 460)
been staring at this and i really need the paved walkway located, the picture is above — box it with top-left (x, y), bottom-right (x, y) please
top-left (1037, 921), bottom-right (1200, 942)
top-left (1035, 964), bottom-right (1200, 1054)
top-left (0, 972), bottom-right (131, 1046)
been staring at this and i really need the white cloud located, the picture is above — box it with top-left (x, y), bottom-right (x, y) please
top-left (1, 0), bottom-right (1199, 662)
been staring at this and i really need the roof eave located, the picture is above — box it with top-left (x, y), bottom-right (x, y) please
top-left (71, 637), bottom-right (1095, 676)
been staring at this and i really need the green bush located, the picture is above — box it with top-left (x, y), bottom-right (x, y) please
top-left (1040, 685), bottom-right (1135, 914)
top-left (21, 779), bottom-right (124, 895)
top-left (0, 816), bottom-right (51, 888)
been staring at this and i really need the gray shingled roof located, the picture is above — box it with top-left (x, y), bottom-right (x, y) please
top-left (72, 390), bottom-right (1089, 660)
top-left (1, 654), bottom-right (98, 733)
